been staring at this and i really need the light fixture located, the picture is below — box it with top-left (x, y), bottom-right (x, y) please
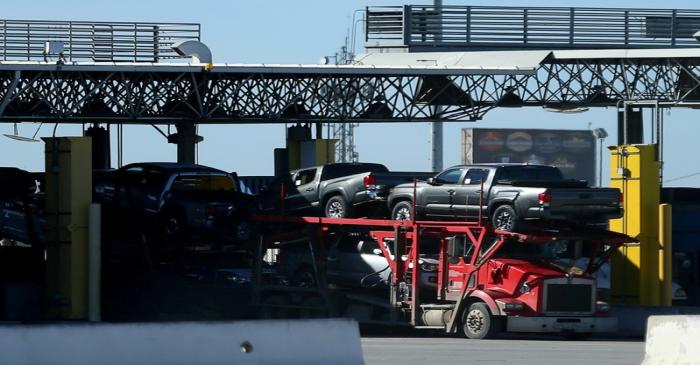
top-left (591, 127), bottom-right (608, 187)
top-left (3, 122), bottom-right (42, 142)
top-left (171, 40), bottom-right (212, 67)
top-left (591, 128), bottom-right (608, 139)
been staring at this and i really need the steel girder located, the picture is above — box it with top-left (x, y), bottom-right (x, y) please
top-left (0, 59), bottom-right (698, 124)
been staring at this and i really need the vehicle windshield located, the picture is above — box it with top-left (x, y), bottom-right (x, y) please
top-left (495, 166), bottom-right (563, 182)
top-left (492, 239), bottom-right (575, 260)
top-left (490, 238), bottom-right (615, 274)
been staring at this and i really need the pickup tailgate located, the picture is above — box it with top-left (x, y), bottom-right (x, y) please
top-left (547, 188), bottom-right (621, 215)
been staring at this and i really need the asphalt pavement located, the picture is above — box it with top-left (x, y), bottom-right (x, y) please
top-left (361, 336), bottom-right (644, 365)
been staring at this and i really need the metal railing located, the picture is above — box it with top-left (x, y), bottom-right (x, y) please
top-left (366, 5), bottom-right (700, 49)
top-left (0, 19), bottom-right (200, 62)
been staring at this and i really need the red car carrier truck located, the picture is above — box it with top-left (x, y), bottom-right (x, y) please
top-left (250, 212), bottom-right (633, 339)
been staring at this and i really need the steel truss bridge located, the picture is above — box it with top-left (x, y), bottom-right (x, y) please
top-left (0, 52), bottom-right (699, 125)
top-left (1, 5), bottom-right (700, 126)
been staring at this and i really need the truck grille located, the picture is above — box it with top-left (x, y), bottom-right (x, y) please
top-left (543, 280), bottom-right (594, 314)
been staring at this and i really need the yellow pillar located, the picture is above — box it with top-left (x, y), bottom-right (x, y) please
top-left (43, 137), bottom-right (92, 319)
top-left (609, 144), bottom-right (661, 306)
top-left (659, 204), bottom-right (673, 306)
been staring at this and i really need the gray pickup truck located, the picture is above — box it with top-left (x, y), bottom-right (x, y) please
top-left (258, 163), bottom-right (433, 218)
top-left (387, 164), bottom-right (623, 231)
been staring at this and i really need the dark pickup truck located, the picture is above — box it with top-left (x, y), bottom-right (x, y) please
top-left (95, 162), bottom-right (255, 244)
top-left (258, 163), bottom-right (433, 218)
top-left (387, 164), bottom-right (623, 230)
top-left (0, 168), bottom-right (44, 247)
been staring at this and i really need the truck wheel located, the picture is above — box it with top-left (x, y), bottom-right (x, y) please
top-left (161, 209), bottom-right (186, 239)
top-left (491, 205), bottom-right (519, 231)
top-left (391, 201), bottom-right (413, 221)
top-left (324, 195), bottom-right (352, 218)
top-left (461, 303), bottom-right (501, 339)
top-left (293, 266), bottom-right (317, 288)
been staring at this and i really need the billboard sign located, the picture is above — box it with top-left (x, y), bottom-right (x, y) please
top-left (462, 128), bottom-right (596, 183)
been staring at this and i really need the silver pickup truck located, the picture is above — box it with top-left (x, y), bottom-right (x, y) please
top-left (387, 164), bottom-right (623, 231)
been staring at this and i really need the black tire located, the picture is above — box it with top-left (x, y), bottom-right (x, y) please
top-left (234, 221), bottom-right (255, 242)
top-left (491, 204), bottom-right (519, 232)
top-left (391, 200), bottom-right (414, 221)
top-left (324, 195), bottom-right (352, 218)
top-left (292, 266), bottom-right (317, 288)
top-left (461, 302), bottom-right (501, 339)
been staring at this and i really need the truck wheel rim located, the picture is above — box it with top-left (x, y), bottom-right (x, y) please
top-left (327, 201), bottom-right (344, 218)
top-left (466, 309), bottom-right (485, 333)
top-left (236, 223), bottom-right (252, 241)
top-left (394, 207), bottom-right (411, 220)
top-left (165, 216), bottom-right (179, 235)
top-left (494, 210), bottom-right (513, 230)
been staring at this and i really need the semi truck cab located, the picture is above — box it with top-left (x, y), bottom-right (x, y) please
top-left (441, 233), bottom-right (621, 337)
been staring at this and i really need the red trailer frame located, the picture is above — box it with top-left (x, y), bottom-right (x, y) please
top-left (250, 212), bottom-right (634, 334)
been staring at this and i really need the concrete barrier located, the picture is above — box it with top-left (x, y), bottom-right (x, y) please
top-left (612, 305), bottom-right (700, 337)
top-left (0, 319), bottom-right (364, 365)
top-left (641, 315), bottom-right (700, 365)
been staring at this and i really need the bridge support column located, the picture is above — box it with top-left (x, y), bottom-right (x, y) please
top-left (83, 124), bottom-right (110, 170)
top-left (167, 123), bottom-right (202, 164)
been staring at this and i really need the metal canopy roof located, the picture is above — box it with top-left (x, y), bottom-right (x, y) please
top-left (0, 59), bottom-right (536, 76)
top-left (0, 47), bottom-right (699, 124)
top-left (352, 51), bottom-right (551, 74)
top-left (3, 46), bottom-right (699, 75)
top-left (551, 48), bottom-right (700, 61)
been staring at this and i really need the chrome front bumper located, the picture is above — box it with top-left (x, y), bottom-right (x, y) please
top-left (506, 316), bottom-right (617, 333)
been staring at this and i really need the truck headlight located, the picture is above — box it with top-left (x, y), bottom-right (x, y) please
top-left (504, 301), bottom-right (524, 311)
top-left (595, 301), bottom-right (610, 312)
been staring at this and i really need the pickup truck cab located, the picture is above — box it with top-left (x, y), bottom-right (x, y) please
top-left (388, 164), bottom-right (623, 230)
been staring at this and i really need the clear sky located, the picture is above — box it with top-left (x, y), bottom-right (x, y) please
top-left (0, 0), bottom-right (699, 187)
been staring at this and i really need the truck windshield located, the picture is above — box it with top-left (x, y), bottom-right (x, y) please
top-left (321, 163), bottom-right (388, 180)
top-left (495, 166), bottom-right (563, 182)
top-left (490, 238), bottom-right (614, 274)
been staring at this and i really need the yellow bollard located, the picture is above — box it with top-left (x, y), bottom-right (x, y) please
top-left (609, 144), bottom-right (661, 306)
top-left (659, 204), bottom-right (672, 306)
